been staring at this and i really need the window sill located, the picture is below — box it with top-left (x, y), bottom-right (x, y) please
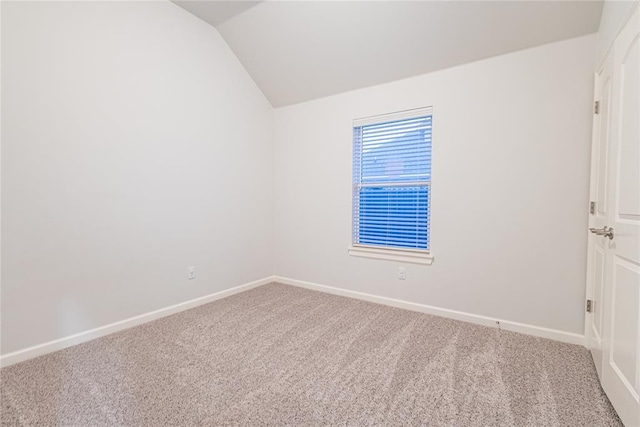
top-left (348, 245), bottom-right (434, 265)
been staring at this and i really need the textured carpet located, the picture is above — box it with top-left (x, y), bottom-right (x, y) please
top-left (1, 282), bottom-right (621, 426)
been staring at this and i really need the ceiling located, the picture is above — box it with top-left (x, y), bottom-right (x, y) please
top-left (175, 1), bottom-right (603, 107)
top-left (174, 1), bottom-right (261, 26)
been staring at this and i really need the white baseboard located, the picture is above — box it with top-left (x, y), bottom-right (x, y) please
top-left (0, 276), bottom-right (275, 368)
top-left (1, 275), bottom-right (585, 368)
top-left (274, 276), bottom-right (586, 347)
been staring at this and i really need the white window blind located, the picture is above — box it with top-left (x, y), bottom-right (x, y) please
top-left (352, 107), bottom-right (432, 251)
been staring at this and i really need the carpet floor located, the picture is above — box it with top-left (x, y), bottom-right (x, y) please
top-left (1, 283), bottom-right (622, 426)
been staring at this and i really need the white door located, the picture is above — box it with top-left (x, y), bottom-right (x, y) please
top-left (586, 48), bottom-right (615, 380)
top-left (587, 6), bottom-right (640, 426)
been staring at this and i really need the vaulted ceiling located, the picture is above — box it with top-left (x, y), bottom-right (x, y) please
top-left (174, 1), bottom-right (603, 107)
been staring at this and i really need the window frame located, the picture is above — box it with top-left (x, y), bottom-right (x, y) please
top-left (348, 107), bottom-right (434, 265)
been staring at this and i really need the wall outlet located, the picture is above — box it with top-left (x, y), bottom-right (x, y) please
top-left (398, 267), bottom-right (406, 280)
top-left (188, 266), bottom-right (196, 280)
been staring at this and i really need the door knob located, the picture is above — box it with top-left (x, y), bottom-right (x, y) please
top-left (589, 226), bottom-right (614, 240)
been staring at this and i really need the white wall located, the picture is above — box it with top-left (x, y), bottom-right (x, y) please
top-left (596, 0), bottom-right (638, 65)
top-left (273, 35), bottom-right (596, 335)
top-left (1, 1), bottom-right (273, 355)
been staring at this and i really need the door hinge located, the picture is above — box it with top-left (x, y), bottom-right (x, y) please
top-left (590, 201), bottom-right (595, 215)
top-left (594, 101), bottom-right (600, 114)
top-left (586, 299), bottom-right (593, 313)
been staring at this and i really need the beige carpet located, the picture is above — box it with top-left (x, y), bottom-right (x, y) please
top-left (1, 283), bottom-right (621, 426)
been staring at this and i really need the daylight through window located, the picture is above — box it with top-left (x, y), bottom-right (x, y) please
top-left (352, 107), bottom-right (432, 251)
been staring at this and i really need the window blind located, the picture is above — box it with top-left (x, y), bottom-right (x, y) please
top-left (352, 107), bottom-right (432, 251)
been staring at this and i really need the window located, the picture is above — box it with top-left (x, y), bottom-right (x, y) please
top-left (349, 107), bottom-right (433, 265)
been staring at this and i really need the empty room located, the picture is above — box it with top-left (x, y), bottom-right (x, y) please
top-left (1, 0), bottom-right (639, 425)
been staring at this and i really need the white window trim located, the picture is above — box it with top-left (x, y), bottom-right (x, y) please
top-left (353, 107), bottom-right (432, 127)
top-left (350, 106), bottom-right (434, 265)
top-left (348, 245), bottom-right (434, 265)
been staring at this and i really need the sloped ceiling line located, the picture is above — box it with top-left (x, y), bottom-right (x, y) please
top-left (175, 1), bottom-right (603, 107)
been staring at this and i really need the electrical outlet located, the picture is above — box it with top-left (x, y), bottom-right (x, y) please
top-left (188, 266), bottom-right (196, 280)
top-left (398, 267), bottom-right (406, 280)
